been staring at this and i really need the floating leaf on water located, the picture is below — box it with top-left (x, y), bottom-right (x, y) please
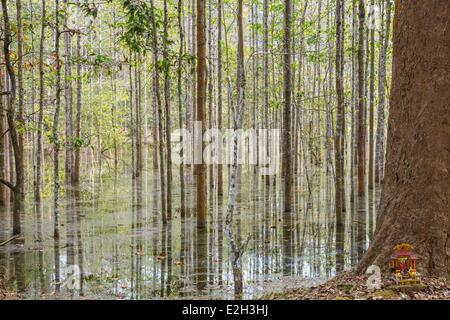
top-left (156, 253), bottom-right (166, 261)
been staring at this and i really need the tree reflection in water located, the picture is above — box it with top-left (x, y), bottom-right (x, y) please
top-left (0, 169), bottom-right (377, 299)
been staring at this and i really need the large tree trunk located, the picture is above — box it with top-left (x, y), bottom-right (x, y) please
top-left (358, 0), bottom-right (450, 277)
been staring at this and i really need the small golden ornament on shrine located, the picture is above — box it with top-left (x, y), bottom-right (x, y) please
top-left (391, 243), bottom-right (421, 285)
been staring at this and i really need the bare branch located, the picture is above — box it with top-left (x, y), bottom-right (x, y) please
top-left (0, 178), bottom-right (18, 192)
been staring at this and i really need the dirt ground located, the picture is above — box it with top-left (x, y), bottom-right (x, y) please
top-left (0, 277), bottom-right (6, 299)
top-left (262, 272), bottom-right (450, 300)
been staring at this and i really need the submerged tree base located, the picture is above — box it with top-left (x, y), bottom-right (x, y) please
top-left (262, 272), bottom-right (450, 300)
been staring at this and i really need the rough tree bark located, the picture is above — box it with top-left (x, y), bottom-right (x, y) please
top-left (358, 0), bottom-right (450, 277)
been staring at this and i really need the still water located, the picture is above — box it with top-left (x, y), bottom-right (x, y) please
top-left (0, 169), bottom-right (378, 299)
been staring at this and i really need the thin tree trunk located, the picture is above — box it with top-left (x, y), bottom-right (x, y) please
top-left (177, 0), bottom-right (186, 219)
top-left (150, 0), bottom-right (167, 225)
top-left (194, 0), bottom-right (208, 292)
top-left (73, 17), bottom-right (82, 187)
top-left (163, 0), bottom-right (172, 220)
top-left (357, 0), bottom-right (367, 259)
top-left (368, 0), bottom-right (375, 191)
top-left (334, 0), bottom-right (346, 272)
top-left (29, 0), bottom-right (36, 206)
top-left (64, 0), bottom-right (73, 190)
top-left (134, 54), bottom-right (141, 179)
top-left (375, 0), bottom-right (391, 184)
top-left (225, 0), bottom-right (246, 299)
top-left (281, 0), bottom-right (294, 276)
top-left (217, 0), bottom-right (223, 197)
top-left (53, 0), bottom-right (63, 239)
top-left (111, 8), bottom-right (118, 182)
top-left (0, 37), bottom-right (5, 206)
top-left (16, 0), bottom-right (25, 210)
top-left (0, 0), bottom-right (24, 235)
top-left (35, 0), bottom-right (46, 203)
top-left (195, 0), bottom-right (207, 229)
top-left (282, 0), bottom-right (292, 213)
top-left (129, 53), bottom-right (135, 180)
top-left (207, 0), bottom-right (213, 190)
top-left (350, 0), bottom-right (358, 265)
top-left (262, 0), bottom-right (269, 186)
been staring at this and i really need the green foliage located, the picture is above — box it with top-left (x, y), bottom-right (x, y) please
top-left (119, 0), bottom-right (160, 53)
top-left (79, 2), bottom-right (100, 19)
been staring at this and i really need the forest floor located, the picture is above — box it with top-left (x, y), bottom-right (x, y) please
top-left (0, 276), bottom-right (18, 300)
top-left (262, 271), bottom-right (450, 300)
top-left (2, 271), bottom-right (449, 300)
top-left (0, 277), bottom-right (7, 299)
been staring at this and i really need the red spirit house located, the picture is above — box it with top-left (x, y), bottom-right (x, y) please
top-left (391, 244), bottom-right (420, 285)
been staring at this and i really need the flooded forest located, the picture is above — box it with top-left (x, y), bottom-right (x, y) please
top-left (0, 0), bottom-right (398, 299)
